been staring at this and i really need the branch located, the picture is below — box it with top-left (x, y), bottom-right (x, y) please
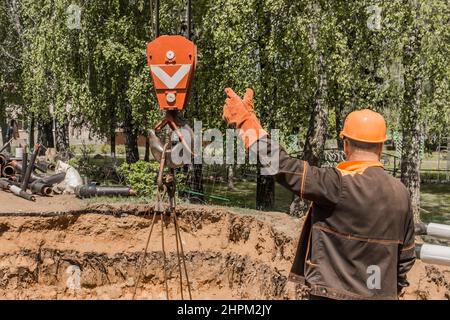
top-left (0, 45), bottom-right (21, 62)
top-left (5, 0), bottom-right (26, 47)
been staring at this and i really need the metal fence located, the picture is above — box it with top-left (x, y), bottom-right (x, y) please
top-left (321, 147), bottom-right (450, 183)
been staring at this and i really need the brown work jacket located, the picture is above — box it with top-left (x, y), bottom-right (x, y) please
top-left (272, 144), bottom-right (416, 300)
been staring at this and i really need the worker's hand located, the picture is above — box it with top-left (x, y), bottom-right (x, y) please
top-left (242, 88), bottom-right (254, 113)
top-left (223, 88), bottom-right (252, 128)
top-left (242, 88), bottom-right (263, 126)
top-left (223, 87), bottom-right (267, 148)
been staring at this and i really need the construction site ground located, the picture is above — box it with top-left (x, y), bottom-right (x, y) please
top-left (0, 192), bottom-right (449, 300)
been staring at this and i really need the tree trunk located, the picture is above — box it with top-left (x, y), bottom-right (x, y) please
top-left (256, 164), bottom-right (275, 210)
top-left (335, 101), bottom-right (345, 150)
top-left (0, 95), bottom-right (8, 147)
top-left (401, 74), bottom-right (422, 223)
top-left (290, 70), bottom-right (328, 216)
top-left (110, 132), bottom-right (116, 159)
top-left (328, 77), bottom-right (346, 151)
top-left (290, 8), bottom-right (328, 217)
top-left (446, 136), bottom-right (450, 181)
top-left (400, 121), bottom-right (421, 223)
top-left (37, 119), bottom-right (54, 155)
top-left (302, 58), bottom-right (328, 167)
top-left (28, 115), bottom-right (35, 153)
top-left (227, 165), bottom-right (235, 189)
top-left (400, 1), bottom-right (423, 223)
top-left (55, 117), bottom-right (69, 153)
top-left (255, 0), bottom-right (275, 210)
top-left (123, 104), bottom-right (139, 163)
top-left (144, 135), bottom-right (150, 162)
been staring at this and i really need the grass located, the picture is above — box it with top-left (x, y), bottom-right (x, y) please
top-left (86, 180), bottom-right (449, 228)
top-left (84, 195), bottom-right (153, 205)
top-left (79, 152), bottom-right (449, 222)
top-left (197, 180), bottom-right (450, 228)
top-left (420, 183), bottom-right (450, 224)
top-left (198, 180), bottom-right (292, 212)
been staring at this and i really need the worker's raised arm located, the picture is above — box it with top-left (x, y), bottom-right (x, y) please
top-left (257, 136), bottom-right (341, 207)
top-left (222, 87), bottom-right (341, 207)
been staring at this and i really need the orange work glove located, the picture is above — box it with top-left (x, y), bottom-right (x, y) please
top-left (223, 88), bottom-right (267, 149)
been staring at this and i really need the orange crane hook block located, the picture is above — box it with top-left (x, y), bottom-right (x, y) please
top-left (147, 35), bottom-right (197, 111)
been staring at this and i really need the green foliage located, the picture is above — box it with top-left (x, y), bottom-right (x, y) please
top-left (12, 0), bottom-right (158, 142)
top-left (67, 155), bottom-right (103, 181)
top-left (100, 144), bottom-right (110, 155)
top-left (420, 171), bottom-right (450, 183)
top-left (1, 0), bottom-right (448, 165)
top-left (116, 160), bottom-right (160, 197)
top-left (67, 157), bottom-right (79, 168)
top-left (68, 142), bottom-right (100, 180)
top-left (79, 142), bottom-right (95, 159)
top-left (68, 145), bottom-right (77, 156)
top-left (116, 145), bottom-right (125, 155)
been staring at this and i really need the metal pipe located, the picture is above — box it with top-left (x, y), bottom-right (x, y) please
top-left (2, 170), bottom-right (59, 196)
top-left (416, 243), bottom-right (450, 267)
top-left (29, 181), bottom-right (52, 196)
top-left (0, 179), bottom-right (10, 189)
top-left (22, 149), bottom-right (28, 182)
top-left (37, 172), bottom-right (66, 185)
top-left (0, 138), bottom-right (13, 153)
top-left (2, 163), bottom-right (16, 177)
top-left (33, 163), bottom-right (47, 173)
top-left (415, 222), bottom-right (450, 240)
top-left (35, 160), bottom-right (55, 172)
top-left (3, 179), bottom-right (20, 188)
top-left (22, 144), bottom-right (40, 191)
top-left (75, 185), bottom-right (137, 198)
top-left (9, 185), bottom-right (36, 201)
top-left (14, 162), bottom-right (41, 182)
top-left (0, 153), bottom-right (10, 167)
top-left (0, 179), bottom-right (36, 201)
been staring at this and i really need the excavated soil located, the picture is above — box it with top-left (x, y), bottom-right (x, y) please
top-left (0, 197), bottom-right (449, 300)
top-left (0, 202), bottom-right (303, 300)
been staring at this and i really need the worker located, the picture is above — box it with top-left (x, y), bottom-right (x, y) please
top-left (222, 88), bottom-right (416, 300)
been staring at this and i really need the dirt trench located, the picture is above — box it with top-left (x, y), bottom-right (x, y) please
top-left (0, 204), bottom-right (305, 300)
top-left (0, 202), bottom-right (449, 300)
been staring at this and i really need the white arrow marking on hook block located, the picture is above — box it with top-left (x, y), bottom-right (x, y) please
top-left (150, 64), bottom-right (191, 89)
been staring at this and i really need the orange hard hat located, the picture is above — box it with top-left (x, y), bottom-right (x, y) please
top-left (339, 109), bottom-right (387, 143)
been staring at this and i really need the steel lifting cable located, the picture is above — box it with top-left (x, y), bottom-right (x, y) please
top-left (163, 160), bottom-right (192, 299)
top-left (173, 208), bottom-right (192, 299)
top-left (133, 142), bottom-right (192, 300)
top-left (168, 168), bottom-right (192, 299)
top-left (158, 142), bottom-right (170, 300)
top-left (133, 143), bottom-right (168, 299)
top-left (173, 209), bottom-right (184, 300)
top-left (132, 207), bottom-right (157, 299)
top-left (160, 208), bottom-right (169, 300)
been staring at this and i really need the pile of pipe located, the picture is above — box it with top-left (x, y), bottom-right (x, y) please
top-left (0, 144), bottom-right (65, 201)
top-left (1, 143), bottom-right (137, 201)
top-left (415, 222), bottom-right (450, 267)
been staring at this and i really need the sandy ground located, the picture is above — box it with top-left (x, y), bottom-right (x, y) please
top-left (0, 191), bottom-right (449, 300)
top-left (0, 192), bottom-right (85, 214)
